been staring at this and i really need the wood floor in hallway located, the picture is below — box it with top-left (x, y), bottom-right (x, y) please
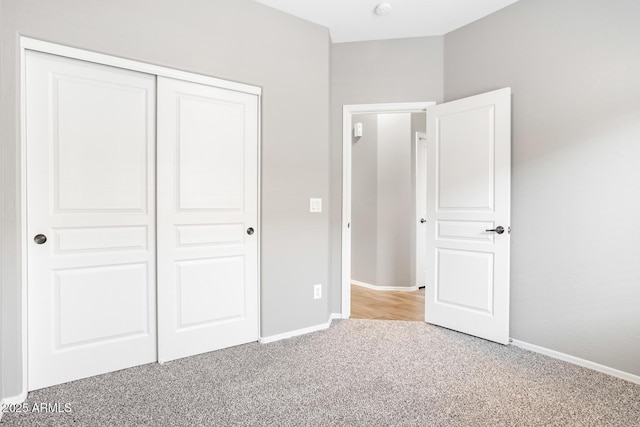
top-left (350, 284), bottom-right (425, 321)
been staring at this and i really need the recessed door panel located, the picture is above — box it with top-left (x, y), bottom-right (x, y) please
top-left (436, 220), bottom-right (495, 243)
top-left (54, 226), bottom-right (148, 253)
top-left (177, 257), bottom-right (245, 329)
top-left (54, 75), bottom-right (149, 212)
top-left (176, 224), bottom-right (244, 247)
top-left (436, 107), bottom-right (495, 211)
top-left (26, 51), bottom-right (157, 390)
top-left (157, 77), bottom-right (259, 362)
top-left (56, 264), bottom-right (150, 347)
top-left (436, 249), bottom-right (493, 314)
top-left (178, 97), bottom-right (245, 211)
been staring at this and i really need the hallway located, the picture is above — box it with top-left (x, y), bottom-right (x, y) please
top-left (350, 285), bottom-right (425, 321)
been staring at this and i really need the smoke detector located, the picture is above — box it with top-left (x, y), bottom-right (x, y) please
top-left (374, 2), bottom-right (392, 16)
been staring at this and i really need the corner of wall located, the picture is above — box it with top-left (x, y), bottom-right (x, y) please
top-left (259, 312), bottom-right (340, 344)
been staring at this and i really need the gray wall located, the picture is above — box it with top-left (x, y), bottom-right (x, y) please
top-left (1, 0), bottom-right (331, 399)
top-left (376, 113), bottom-right (412, 287)
top-left (331, 37), bottom-right (444, 309)
top-left (445, 0), bottom-right (640, 376)
top-left (351, 114), bottom-right (379, 285)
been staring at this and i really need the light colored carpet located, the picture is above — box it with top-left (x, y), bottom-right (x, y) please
top-left (3, 319), bottom-right (639, 426)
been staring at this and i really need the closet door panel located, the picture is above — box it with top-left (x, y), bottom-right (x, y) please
top-left (157, 77), bottom-right (259, 362)
top-left (26, 51), bottom-right (157, 390)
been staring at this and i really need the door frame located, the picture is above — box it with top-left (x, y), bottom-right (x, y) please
top-left (18, 37), bottom-right (262, 400)
top-left (415, 131), bottom-right (428, 290)
top-left (341, 102), bottom-right (435, 318)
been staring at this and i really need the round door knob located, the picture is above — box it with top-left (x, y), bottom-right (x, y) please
top-left (34, 234), bottom-right (47, 245)
top-left (247, 227), bottom-right (255, 235)
top-left (420, 218), bottom-right (426, 223)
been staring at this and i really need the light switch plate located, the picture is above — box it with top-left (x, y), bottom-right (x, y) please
top-left (354, 122), bottom-right (363, 137)
top-left (310, 198), bottom-right (322, 213)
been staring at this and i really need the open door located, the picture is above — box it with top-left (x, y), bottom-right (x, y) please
top-left (424, 88), bottom-right (511, 344)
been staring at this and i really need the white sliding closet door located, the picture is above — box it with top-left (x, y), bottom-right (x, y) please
top-left (26, 51), bottom-right (157, 390)
top-left (157, 77), bottom-right (259, 363)
top-left (26, 49), bottom-right (260, 389)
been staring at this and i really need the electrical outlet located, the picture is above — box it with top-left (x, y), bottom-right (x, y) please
top-left (314, 284), bottom-right (322, 300)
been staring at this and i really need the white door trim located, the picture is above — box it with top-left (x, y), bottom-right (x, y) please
top-left (341, 102), bottom-right (435, 318)
top-left (415, 131), bottom-right (428, 291)
top-left (18, 37), bottom-right (262, 400)
top-left (20, 38), bottom-right (261, 96)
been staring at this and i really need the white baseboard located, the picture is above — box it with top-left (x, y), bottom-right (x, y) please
top-left (351, 280), bottom-right (418, 292)
top-left (2, 392), bottom-right (28, 405)
top-left (259, 313), bottom-right (342, 344)
top-left (510, 339), bottom-right (640, 385)
top-left (0, 391), bottom-right (29, 421)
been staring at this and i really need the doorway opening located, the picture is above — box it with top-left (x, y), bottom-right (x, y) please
top-left (341, 102), bottom-right (435, 321)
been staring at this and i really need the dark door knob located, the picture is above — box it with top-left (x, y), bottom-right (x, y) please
top-left (485, 226), bottom-right (505, 234)
top-left (247, 227), bottom-right (255, 235)
top-left (420, 218), bottom-right (426, 223)
top-left (34, 234), bottom-right (47, 244)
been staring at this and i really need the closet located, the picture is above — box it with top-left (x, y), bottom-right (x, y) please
top-left (25, 50), bottom-right (259, 390)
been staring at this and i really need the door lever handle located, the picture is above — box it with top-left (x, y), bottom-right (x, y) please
top-left (485, 226), bottom-right (505, 234)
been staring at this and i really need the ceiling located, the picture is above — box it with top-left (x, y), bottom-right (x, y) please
top-left (252, 0), bottom-right (521, 43)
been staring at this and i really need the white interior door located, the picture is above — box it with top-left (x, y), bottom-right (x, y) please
top-left (26, 51), bottom-right (157, 390)
top-left (157, 77), bottom-right (259, 363)
top-left (415, 131), bottom-right (428, 290)
top-left (424, 88), bottom-right (511, 344)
